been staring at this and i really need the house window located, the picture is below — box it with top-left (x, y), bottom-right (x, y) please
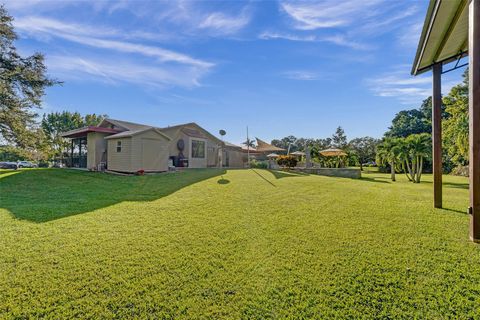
top-left (191, 140), bottom-right (205, 158)
top-left (116, 141), bottom-right (122, 152)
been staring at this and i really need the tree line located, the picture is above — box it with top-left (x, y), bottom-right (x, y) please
top-left (0, 4), bottom-right (471, 176)
top-left (268, 68), bottom-right (469, 181)
top-left (269, 127), bottom-right (380, 170)
top-left (377, 69), bottom-right (469, 181)
top-left (0, 6), bottom-right (108, 162)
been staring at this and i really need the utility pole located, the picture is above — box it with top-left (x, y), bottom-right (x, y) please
top-left (247, 126), bottom-right (250, 168)
top-left (219, 129), bottom-right (226, 168)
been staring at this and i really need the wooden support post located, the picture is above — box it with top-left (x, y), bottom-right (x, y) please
top-left (432, 63), bottom-right (442, 208)
top-left (470, 0), bottom-right (480, 241)
top-left (70, 139), bottom-right (74, 168)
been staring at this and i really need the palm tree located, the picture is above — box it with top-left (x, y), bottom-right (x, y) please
top-left (394, 133), bottom-right (431, 183)
top-left (376, 138), bottom-right (401, 181)
top-left (406, 133), bottom-right (431, 183)
top-left (396, 138), bottom-right (414, 182)
top-left (242, 138), bottom-right (256, 149)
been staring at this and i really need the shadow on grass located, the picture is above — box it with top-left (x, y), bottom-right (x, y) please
top-left (0, 168), bottom-right (225, 223)
top-left (444, 181), bottom-right (469, 190)
top-left (268, 169), bottom-right (310, 180)
top-left (251, 169), bottom-right (276, 187)
top-left (358, 177), bottom-right (390, 184)
top-left (441, 207), bottom-right (468, 214)
top-left (217, 176), bottom-right (230, 184)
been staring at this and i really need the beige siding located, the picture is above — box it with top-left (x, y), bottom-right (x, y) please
top-left (130, 130), bottom-right (169, 172)
top-left (107, 138), bottom-right (132, 172)
top-left (160, 124), bottom-right (222, 168)
top-left (163, 128), bottom-right (188, 159)
top-left (87, 132), bottom-right (109, 170)
top-left (225, 149), bottom-right (246, 168)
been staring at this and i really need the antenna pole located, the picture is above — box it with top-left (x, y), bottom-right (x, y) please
top-left (247, 126), bottom-right (250, 168)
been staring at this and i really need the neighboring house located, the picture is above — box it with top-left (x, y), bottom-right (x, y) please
top-left (61, 118), bottom-right (246, 173)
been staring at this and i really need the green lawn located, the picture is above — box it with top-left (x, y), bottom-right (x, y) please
top-left (1, 168), bottom-right (479, 318)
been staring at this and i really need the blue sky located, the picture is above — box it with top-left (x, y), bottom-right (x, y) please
top-left (4, 0), bottom-right (467, 144)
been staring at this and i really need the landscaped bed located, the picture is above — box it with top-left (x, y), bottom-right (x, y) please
top-left (0, 168), bottom-right (479, 318)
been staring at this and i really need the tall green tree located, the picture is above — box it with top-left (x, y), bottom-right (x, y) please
top-left (348, 136), bottom-right (380, 170)
top-left (385, 108), bottom-right (431, 138)
top-left (271, 135), bottom-right (297, 152)
top-left (376, 138), bottom-right (401, 181)
top-left (443, 69), bottom-right (469, 166)
top-left (397, 133), bottom-right (431, 183)
top-left (331, 126), bottom-right (347, 149)
top-left (0, 5), bottom-right (58, 148)
top-left (84, 113), bottom-right (107, 126)
top-left (41, 112), bottom-right (108, 158)
top-left (41, 111), bottom-right (83, 158)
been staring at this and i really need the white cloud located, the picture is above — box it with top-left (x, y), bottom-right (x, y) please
top-left (258, 31), bottom-right (371, 50)
top-left (366, 71), bottom-right (432, 104)
top-left (47, 55), bottom-right (207, 88)
top-left (280, 0), bottom-right (383, 30)
top-left (259, 31), bottom-right (316, 42)
top-left (321, 35), bottom-right (372, 50)
top-left (354, 5), bottom-right (418, 36)
top-left (13, 16), bottom-right (214, 68)
top-left (13, 16), bottom-right (118, 38)
top-left (397, 22), bottom-right (423, 48)
top-left (276, 0), bottom-right (418, 52)
top-left (282, 70), bottom-right (319, 81)
top-left (365, 66), bottom-right (459, 105)
top-left (199, 11), bottom-right (251, 35)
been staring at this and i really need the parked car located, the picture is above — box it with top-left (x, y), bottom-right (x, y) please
top-left (17, 161), bottom-right (38, 168)
top-left (0, 162), bottom-right (18, 169)
top-left (53, 162), bottom-right (64, 168)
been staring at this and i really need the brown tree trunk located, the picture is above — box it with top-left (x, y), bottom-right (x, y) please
top-left (390, 161), bottom-right (396, 181)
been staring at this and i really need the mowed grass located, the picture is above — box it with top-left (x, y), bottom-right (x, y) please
top-left (1, 168), bottom-right (479, 319)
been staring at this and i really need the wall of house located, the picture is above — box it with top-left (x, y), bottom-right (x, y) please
top-left (188, 136), bottom-right (207, 168)
top-left (207, 140), bottom-right (220, 167)
top-left (107, 138), bottom-right (132, 172)
top-left (130, 130), bottom-right (169, 172)
top-left (162, 126), bottom-right (222, 168)
top-left (225, 148), bottom-right (246, 168)
top-left (86, 132), bottom-right (109, 170)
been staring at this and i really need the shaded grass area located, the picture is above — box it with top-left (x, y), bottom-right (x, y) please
top-left (1, 169), bottom-right (479, 318)
top-left (0, 168), bottom-right (225, 222)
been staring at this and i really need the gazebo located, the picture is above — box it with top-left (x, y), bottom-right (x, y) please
top-left (290, 151), bottom-right (306, 156)
top-left (319, 148), bottom-right (347, 157)
top-left (319, 148), bottom-right (347, 168)
top-left (412, 0), bottom-right (479, 241)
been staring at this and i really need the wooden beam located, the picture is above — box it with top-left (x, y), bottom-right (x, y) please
top-left (470, 0), bottom-right (480, 242)
top-left (432, 63), bottom-right (442, 208)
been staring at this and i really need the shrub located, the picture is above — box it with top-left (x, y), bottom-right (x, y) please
top-left (277, 155), bottom-right (298, 168)
top-left (38, 161), bottom-right (50, 168)
top-left (451, 165), bottom-right (469, 177)
top-left (250, 159), bottom-right (268, 169)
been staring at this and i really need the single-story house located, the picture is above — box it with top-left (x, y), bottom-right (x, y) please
top-left (61, 118), bottom-right (246, 173)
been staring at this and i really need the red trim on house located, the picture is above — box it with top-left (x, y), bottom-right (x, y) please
top-left (61, 126), bottom-right (120, 138)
